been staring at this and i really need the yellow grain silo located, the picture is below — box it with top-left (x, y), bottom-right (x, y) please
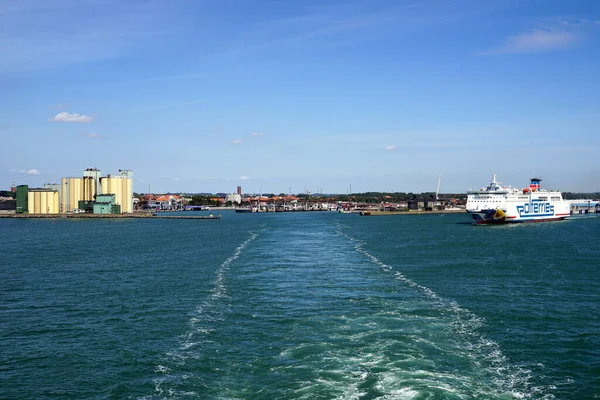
top-left (120, 177), bottom-right (132, 213)
top-left (40, 191), bottom-right (47, 214)
top-left (33, 191), bottom-right (41, 214)
top-left (28, 192), bottom-right (34, 214)
top-left (71, 178), bottom-right (83, 211)
top-left (51, 191), bottom-right (59, 213)
top-left (101, 176), bottom-right (123, 211)
top-left (100, 177), bottom-right (107, 195)
top-left (102, 177), bottom-right (110, 195)
top-left (60, 177), bottom-right (84, 213)
top-left (116, 178), bottom-right (123, 211)
top-left (126, 177), bottom-right (132, 212)
top-left (83, 176), bottom-right (96, 201)
top-left (45, 192), bottom-right (52, 214)
top-left (45, 191), bottom-right (58, 214)
top-left (61, 178), bottom-right (68, 213)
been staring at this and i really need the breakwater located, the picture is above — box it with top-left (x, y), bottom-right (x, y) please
top-left (359, 209), bottom-right (465, 216)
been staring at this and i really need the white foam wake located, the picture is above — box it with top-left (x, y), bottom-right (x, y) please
top-left (212, 232), bottom-right (258, 299)
top-left (146, 231), bottom-right (258, 399)
top-left (335, 224), bottom-right (554, 400)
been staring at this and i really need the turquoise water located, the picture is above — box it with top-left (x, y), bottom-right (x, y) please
top-left (1, 212), bottom-right (599, 399)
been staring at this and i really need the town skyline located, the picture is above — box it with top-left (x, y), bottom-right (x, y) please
top-left (2, 0), bottom-right (599, 194)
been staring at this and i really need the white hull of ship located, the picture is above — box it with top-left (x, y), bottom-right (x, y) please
top-left (466, 201), bottom-right (570, 224)
top-left (465, 174), bottom-right (570, 224)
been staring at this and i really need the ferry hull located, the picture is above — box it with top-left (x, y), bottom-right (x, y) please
top-left (467, 209), bottom-right (569, 224)
top-left (467, 209), bottom-right (507, 224)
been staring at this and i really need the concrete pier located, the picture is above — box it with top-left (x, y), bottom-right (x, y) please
top-left (359, 209), bottom-right (465, 216)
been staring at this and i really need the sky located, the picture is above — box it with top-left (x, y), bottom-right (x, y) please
top-left (1, 0), bottom-right (599, 195)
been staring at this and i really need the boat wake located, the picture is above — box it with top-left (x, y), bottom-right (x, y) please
top-left (212, 232), bottom-right (258, 299)
top-left (146, 231), bottom-right (259, 399)
top-left (334, 224), bottom-right (555, 400)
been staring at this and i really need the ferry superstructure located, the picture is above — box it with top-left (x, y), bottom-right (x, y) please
top-left (466, 174), bottom-right (570, 224)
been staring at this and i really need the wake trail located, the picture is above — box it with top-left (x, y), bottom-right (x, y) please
top-left (145, 231), bottom-right (259, 399)
top-left (335, 223), bottom-right (555, 400)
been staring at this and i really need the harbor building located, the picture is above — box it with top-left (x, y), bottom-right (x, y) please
top-left (61, 177), bottom-right (96, 213)
top-left (27, 188), bottom-right (60, 214)
top-left (16, 185), bottom-right (29, 213)
top-left (14, 185), bottom-right (60, 214)
top-left (44, 183), bottom-right (61, 192)
top-left (13, 167), bottom-right (134, 215)
top-left (225, 193), bottom-right (242, 204)
top-left (100, 171), bottom-right (133, 213)
top-left (118, 169), bottom-right (133, 213)
top-left (58, 168), bottom-right (133, 214)
top-left (93, 194), bottom-right (121, 214)
top-left (83, 168), bottom-right (102, 196)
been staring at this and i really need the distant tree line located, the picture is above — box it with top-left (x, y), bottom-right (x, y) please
top-left (296, 192), bottom-right (467, 203)
top-left (562, 192), bottom-right (600, 200)
top-left (189, 195), bottom-right (223, 207)
top-left (131, 191), bottom-right (600, 203)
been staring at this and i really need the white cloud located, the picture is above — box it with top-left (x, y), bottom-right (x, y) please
top-left (486, 29), bottom-right (579, 54)
top-left (86, 132), bottom-right (101, 138)
top-left (49, 112), bottom-right (93, 123)
top-left (10, 168), bottom-right (39, 175)
top-left (232, 139), bottom-right (242, 144)
top-left (239, 176), bottom-right (250, 180)
top-left (385, 145), bottom-right (397, 151)
top-left (251, 132), bottom-right (264, 136)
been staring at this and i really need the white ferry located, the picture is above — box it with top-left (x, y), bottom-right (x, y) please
top-left (466, 174), bottom-right (570, 224)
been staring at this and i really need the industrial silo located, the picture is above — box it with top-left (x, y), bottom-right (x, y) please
top-left (120, 177), bottom-right (132, 213)
top-left (40, 190), bottom-right (47, 214)
top-left (101, 176), bottom-right (123, 212)
top-left (33, 191), bottom-right (41, 214)
top-left (45, 191), bottom-right (57, 214)
top-left (83, 176), bottom-right (95, 201)
top-left (61, 177), bottom-right (84, 213)
top-left (16, 185), bottom-right (29, 213)
top-left (61, 178), bottom-right (68, 213)
top-left (70, 178), bottom-right (83, 211)
top-left (114, 178), bottom-right (123, 211)
top-left (27, 190), bottom-right (34, 214)
top-left (83, 168), bottom-right (102, 196)
top-left (46, 191), bottom-right (52, 214)
top-left (119, 170), bottom-right (134, 213)
top-left (52, 191), bottom-right (60, 213)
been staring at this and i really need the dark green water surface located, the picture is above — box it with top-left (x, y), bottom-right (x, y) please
top-left (1, 212), bottom-right (599, 399)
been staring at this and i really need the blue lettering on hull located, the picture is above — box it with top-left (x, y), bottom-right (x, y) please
top-left (516, 202), bottom-right (555, 218)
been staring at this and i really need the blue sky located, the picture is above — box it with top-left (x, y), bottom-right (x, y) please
top-left (1, 0), bottom-right (599, 194)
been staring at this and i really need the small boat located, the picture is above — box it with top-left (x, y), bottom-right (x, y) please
top-left (234, 206), bottom-right (256, 213)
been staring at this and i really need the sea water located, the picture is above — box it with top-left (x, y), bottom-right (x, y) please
top-left (1, 212), bottom-right (599, 399)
